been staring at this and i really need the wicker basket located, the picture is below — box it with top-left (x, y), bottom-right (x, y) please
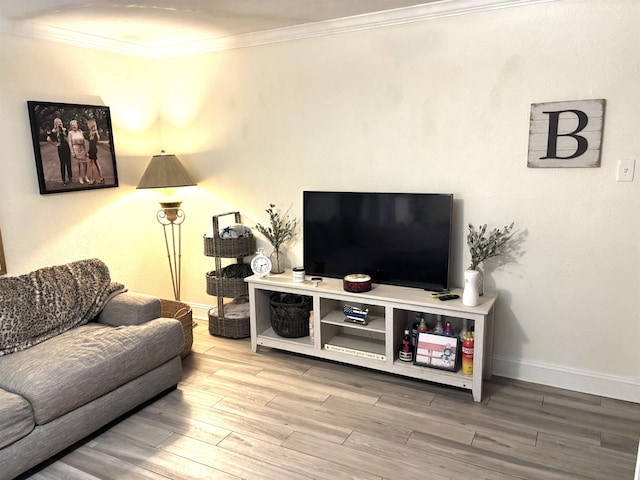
top-left (206, 271), bottom-right (249, 297)
top-left (208, 297), bottom-right (251, 339)
top-left (204, 235), bottom-right (255, 258)
top-left (161, 299), bottom-right (193, 358)
top-left (204, 211), bottom-right (255, 258)
top-left (269, 293), bottom-right (312, 338)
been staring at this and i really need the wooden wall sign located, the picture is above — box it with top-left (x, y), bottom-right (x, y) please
top-left (528, 99), bottom-right (605, 168)
top-left (0, 228), bottom-right (6, 275)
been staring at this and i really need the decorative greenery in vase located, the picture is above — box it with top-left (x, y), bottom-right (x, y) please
top-left (255, 204), bottom-right (297, 273)
top-left (467, 222), bottom-right (515, 271)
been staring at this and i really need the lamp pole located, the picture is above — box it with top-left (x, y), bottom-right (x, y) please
top-left (157, 201), bottom-right (185, 301)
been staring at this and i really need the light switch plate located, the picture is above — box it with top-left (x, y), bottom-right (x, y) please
top-left (616, 159), bottom-right (635, 182)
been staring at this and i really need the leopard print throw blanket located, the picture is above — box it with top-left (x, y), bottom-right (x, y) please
top-left (0, 259), bottom-right (125, 356)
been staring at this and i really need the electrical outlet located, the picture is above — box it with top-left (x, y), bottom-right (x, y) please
top-left (616, 159), bottom-right (635, 182)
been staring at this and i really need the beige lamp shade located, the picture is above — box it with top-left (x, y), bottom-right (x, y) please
top-left (136, 151), bottom-right (197, 189)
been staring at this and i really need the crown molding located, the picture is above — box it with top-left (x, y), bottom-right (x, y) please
top-left (2, 19), bottom-right (158, 58)
top-left (0, 0), bottom-right (557, 59)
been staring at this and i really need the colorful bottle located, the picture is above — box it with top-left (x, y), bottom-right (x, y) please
top-left (413, 312), bottom-right (424, 344)
top-left (418, 313), bottom-right (428, 332)
top-left (433, 315), bottom-right (444, 335)
top-left (443, 321), bottom-right (455, 337)
top-left (411, 321), bottom-right (419, 346)
top-left (398, 328), bottom-right (415, 362)
top-left (462, 331), bottom-right (474, 375)
top-left (459, 319), bottom-right (470, 342)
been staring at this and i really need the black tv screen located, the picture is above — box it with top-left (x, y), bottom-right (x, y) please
top-left (303, 191), bottom-right (453, 291)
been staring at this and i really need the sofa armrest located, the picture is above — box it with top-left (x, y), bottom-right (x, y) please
top-left (95, 292), bottom-right (162, 326)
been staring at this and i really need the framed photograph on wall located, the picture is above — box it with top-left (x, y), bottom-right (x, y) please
top-left (0, 228), bottom-right (6, 275)
top-left (27, 101), bottom-right (119, 194)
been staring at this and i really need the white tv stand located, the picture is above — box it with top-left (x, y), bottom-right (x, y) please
top-left (246, 272), bottom-right (496, 402)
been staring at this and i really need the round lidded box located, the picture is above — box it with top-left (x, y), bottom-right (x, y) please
top-left (343, 274), bottom-right (372, 293)
top-left (292, 267), bottom-right (305, 282)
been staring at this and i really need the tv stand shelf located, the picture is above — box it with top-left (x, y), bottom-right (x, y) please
top-left (246, 273), bottom-right (497, 402)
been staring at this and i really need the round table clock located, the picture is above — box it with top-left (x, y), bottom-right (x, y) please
top-left (250, 248), bottom-right (272, 277)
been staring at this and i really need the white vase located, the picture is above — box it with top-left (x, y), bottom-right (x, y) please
top-left (463, 269), bottom-right (481, 307)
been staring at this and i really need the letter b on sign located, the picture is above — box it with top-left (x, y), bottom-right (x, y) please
top-left (528, 99), bottom-right (605, 168)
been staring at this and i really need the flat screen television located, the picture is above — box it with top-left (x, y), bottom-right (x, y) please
top-left (303, 191), bottom-right (453, 291)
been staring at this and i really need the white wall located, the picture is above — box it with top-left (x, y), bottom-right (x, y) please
top-left (1, 0), bottom-right (638, 401)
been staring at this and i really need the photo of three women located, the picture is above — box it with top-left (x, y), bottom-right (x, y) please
top-left (47, 118), bottom-right (104, 186)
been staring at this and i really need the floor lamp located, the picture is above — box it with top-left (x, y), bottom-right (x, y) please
top-left (137, 151), bottom-right (197, 301)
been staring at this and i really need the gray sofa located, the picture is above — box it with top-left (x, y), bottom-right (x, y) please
top-left (0, 260), bottom-right (184, 480)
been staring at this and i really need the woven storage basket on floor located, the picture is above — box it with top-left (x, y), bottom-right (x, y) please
top-left (206, 271), bottom-right (249, 297)
top-left (161, 299), bottom-right (193, 358)
top-left (208, 297), bottom-right (250, 339)
top-left (269, 293), bottom-right (312, 338)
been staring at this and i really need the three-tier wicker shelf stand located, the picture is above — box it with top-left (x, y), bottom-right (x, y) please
top-left (204, 211), bottom-right (255, 338)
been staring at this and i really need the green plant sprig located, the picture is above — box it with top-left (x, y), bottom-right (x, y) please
top-left (467, 222), bottom-right (515, 270)
top-left (255, 204), bottom-right (297, 253)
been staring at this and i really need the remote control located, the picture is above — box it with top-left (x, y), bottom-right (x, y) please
top-left (430, 291), bottom-right (451, 298)
top-left (438, 294), bottom-right (460, 301)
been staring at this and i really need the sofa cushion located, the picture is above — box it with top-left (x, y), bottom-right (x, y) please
top-left (0, 388), bottom-right (34, 449)
top-left (96, 291), bottom-right (161, 327)
top-left (0, 319), bottom-right (184, 425)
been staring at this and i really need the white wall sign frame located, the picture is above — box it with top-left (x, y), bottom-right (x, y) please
top-left (528, 99), bottom-right (605, 168)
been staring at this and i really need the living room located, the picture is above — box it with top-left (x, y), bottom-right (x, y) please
top-left (0, 0), bottom-right (638, 474)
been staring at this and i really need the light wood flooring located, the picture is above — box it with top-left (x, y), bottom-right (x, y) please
top-left (26, 322), bottom-right (640, 480)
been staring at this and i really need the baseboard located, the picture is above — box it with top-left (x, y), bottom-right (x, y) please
top-left (492, 354), bottom-right (640, 403)
top-left (187, 302), bottom-right (213, 323)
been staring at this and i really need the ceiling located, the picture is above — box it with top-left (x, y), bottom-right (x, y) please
top-left (0, 1), bottom-right (552, 58)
